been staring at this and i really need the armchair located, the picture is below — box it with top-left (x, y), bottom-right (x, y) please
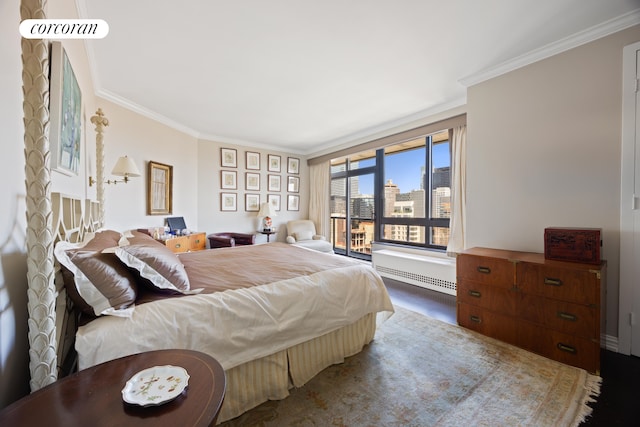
top-left (208, 232), bottom-right (256, 249)
top-left (285, 220), bottom-right (333, 253)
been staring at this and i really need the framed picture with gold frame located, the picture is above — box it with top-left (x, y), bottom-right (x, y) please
top-left (147, 161), bottom-right (173, 215)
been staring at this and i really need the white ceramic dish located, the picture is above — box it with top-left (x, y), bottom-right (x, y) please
top-left (122, 365), bottom-right (189, 407)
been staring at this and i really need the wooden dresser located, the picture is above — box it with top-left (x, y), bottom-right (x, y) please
top-left (456, 247), bottom-right (606, 374)
top-left (158, 232), bottom-right (206, 253)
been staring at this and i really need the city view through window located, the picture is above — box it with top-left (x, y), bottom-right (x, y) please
top-left (330, 131), bottom-right (451, 257)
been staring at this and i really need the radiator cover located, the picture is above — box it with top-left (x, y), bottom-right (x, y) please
top-left (372, 249), bottom-right (457, 296)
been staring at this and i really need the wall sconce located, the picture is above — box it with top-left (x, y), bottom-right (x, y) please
top-left (89, 155), bottom-right (140, 186)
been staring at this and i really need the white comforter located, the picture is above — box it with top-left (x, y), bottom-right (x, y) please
top-left (76, 263), bottom-right (394, 370)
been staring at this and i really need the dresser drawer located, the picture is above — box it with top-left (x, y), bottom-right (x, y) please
top-left (457, 280), bottom-right (517, 316)
top-left (457, 302), bottom-right (517, 344)
top-left (518, 321), bottom-right (600, 374)
top-left (517, 262), bottom-right (599, 304)
top-left (457, 254), bottom-right (514, 289)
top-left (518, 294), bottom-right (598, 340)
top-left (164, 236), bottom-right (189, 253)
top-left (188, 233), bottom-right (206, 251)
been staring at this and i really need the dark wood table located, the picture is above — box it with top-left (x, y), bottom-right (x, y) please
top-left (260, 230), bottom-right (276, 242)
top-left (0, 349), bottom-right (226, 426)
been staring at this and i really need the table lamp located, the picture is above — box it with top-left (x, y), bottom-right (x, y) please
top-left (258, 202), bottom-right (277, 232)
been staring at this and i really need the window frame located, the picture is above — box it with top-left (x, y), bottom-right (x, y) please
top-left (330, 131), bottom-right (451, 256)
top-left (375, 134), bottom-right (450, 251)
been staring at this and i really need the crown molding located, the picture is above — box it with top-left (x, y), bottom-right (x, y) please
top-left (96, 89), bottom-right (201, 138)
top-left (306, 97), bottom-right (467, 158)
top-left (459, 8), bottom-right (640, 87)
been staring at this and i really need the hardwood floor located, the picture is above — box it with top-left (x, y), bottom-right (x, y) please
top-left (383, 277), bottom-right (640, 426)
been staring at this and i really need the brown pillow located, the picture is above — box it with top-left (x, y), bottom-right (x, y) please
top-left (80, 229), bottom-right (122, 251)
top-left (67, 251), bottom-right (138, 313)
top-left (115, 243), bottom-right (191, 293)
top-left (54, 230), bottom-right (138, 317)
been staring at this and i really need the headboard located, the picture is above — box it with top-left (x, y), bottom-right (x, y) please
top-left (51, 193), bottom-right (102, 376)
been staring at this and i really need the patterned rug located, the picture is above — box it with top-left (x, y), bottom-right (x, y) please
top-left (220, 306), bottom-right (601, 426)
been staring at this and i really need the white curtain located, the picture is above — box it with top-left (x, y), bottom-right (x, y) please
top-left (446, 125), bottom-right (467, 256)
top-left (309, 161), bottom-right (331, 238)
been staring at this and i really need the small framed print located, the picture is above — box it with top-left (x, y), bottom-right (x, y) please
top-left (220, 170), bottom-right (237, 189)
top-left (287, 194), bottom-right (300, 211)
top-left (268, 174), bottom-right (281, 192)
top-left (221, 192), bottom-right (237, 211)
top-left (221, 148), bottom-right (237, 168)
top-left (287, 176), bottom-right (300, 193)
top-left (246, 151), bottom-right (260, 170)
top-left (287, 157), bottom-right (300, 174)
top-left (245, 172), bottom-right (260, 191)
top-left (267, 154), bottom-right (281, 172)
top-left (147, 161), bottom-right (173, 215)
top-left (245, 193), bottom-right (260, 212)
top-left (268, 194), bottom-right (281, 211)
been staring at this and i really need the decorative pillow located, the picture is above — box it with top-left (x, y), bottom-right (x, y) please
top-left (67, 250), bottom-right (138, 313)
top-left (54, 230), bottom-right (137, 317)
top-left (294, 230), bottom-right (314, 241)
top-left (115, 243), bottom-right (195, 294)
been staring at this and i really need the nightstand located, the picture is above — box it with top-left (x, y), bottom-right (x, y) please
top-left (158, 232), bottom-right (206, 253)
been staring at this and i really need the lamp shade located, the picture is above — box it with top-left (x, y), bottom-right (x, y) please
top-left (111, 156), bottom-right (141, 177)
top-left (258, 202), bottom-right (277, 217)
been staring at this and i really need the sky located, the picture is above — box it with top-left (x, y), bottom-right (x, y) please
top-left (357, 143), bottom-right (449, 195)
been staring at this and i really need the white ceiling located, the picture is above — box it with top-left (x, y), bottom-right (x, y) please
top-left (79, 0), bottom-right (640, 156)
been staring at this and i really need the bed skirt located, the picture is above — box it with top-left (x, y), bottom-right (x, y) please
top-left (217, 312), bottom-right (377, 423)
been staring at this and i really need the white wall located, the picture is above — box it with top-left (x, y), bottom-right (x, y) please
top-left (197, 139), bottom-right (309, 243)
top-left (466, 24), bottom-right (640, 338)
top-left (95, 98), bottom-right (200, 232)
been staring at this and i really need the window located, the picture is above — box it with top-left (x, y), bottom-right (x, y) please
top-left (330, 130), bottom-right (451, 257)
top-left (380, 131), bottom-right (450, 249)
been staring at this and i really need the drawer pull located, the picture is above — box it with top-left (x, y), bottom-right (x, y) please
top-left (557, 311), bottom-right (577, 322)
top-left (544, 277), bottom-right (563, 286)
top-left (195, 239), bottom-right (201, 244)
top-left (468, 290), bottom-right (482, 298)
top-left (470, 315), bottom-right (482, 323)
top-left (557, 343), bottom-right (577, 354)
top-left (175, 243), bottom-right (181, 248)
top-left (477, 266), bottom-right (491, 274)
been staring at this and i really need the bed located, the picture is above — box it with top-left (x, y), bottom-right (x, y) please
top-left (49, 210), bottom-right (393, 423)
top-left (19, 35), bottom-right (392, 423)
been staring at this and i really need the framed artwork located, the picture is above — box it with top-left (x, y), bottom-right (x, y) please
top-left (267, 154), bottom-right (281, 172)
top-left (220, 192), bottom-right (237, 211)
top-left (221, 148), bottom-right (237, 168)
top-left (245, 193), bottom-right (260, 212)
top-left (50, 41), bottom-right (82, 176)
top-left (220, 170), bottom-right (237, 189)
top-left (147, 161), bottom-right (173, 215)
top-left (246, 151), bottom-right (260, 170)
top-left (287, 157), bottom-right (300, 174)
top-left (268, 194), bottom-right (281, 211)
top-left (287, 176), bottom-right (300, 193)
top-left (287, 194), bottom-right (300, 211)
top-left (245, 172), bottom-right (260, 191)
top-left (268, 174), bottom-right (281, 192)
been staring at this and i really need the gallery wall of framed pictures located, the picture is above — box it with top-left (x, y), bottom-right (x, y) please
top-left (217, 147), bottom-right (302, 214)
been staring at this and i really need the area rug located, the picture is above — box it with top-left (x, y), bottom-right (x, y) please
top-left (219, 306), bottom-right (601, 426)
